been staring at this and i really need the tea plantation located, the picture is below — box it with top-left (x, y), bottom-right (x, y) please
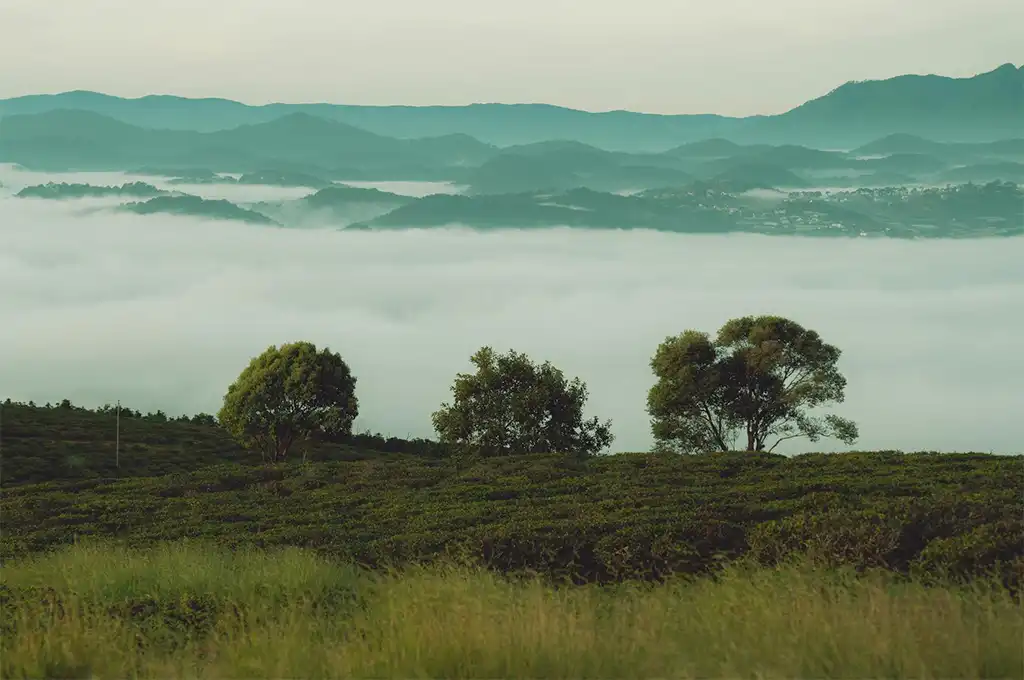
top-left (2, 401), bottom-right (1022, 588)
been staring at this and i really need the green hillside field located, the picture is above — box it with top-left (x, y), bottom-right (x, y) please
top-left (2, 399), bottom-right (1022, 677)
top-left (2, 401), bottom-right (1021, 588)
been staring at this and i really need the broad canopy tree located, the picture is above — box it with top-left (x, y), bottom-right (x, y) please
top-left (218, 341), bottom-right (359, 463)
top-left (432, 347), bottom-right (613, 458)
top-left (647, 315), bottom-right (858, 454)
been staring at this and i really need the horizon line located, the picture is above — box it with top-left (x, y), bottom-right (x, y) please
top-left (1, 62), bottom-right (1017, 119)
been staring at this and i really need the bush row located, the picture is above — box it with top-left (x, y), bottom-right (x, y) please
top-left (0, 401), bottom-right (446, 487)
top-left (3, 451), bottom-right (1021, 587)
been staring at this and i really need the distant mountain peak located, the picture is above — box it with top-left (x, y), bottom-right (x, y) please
top-left (760, 63), bottom-right (1023, 146)
top-left (988, 63), bottom-right (1021, 74)
top-left (240, 112), bottom-right (382, 138)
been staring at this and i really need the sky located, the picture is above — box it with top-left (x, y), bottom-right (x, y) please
top-left (0, 0), bottom-right (1021, 115)
top-left (2, 166), bottom-right (1023, 456)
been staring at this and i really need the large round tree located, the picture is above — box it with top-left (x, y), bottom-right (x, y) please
top-left (647, 315), bottom-right (858, 454)
top-left (432, 347), bottom-right (613, 458)
top-left (218, 341), bottom-right (358, 463)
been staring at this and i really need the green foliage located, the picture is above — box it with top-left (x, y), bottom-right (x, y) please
top-left (237, 169), bottom-right (332, 189)
top-left (0, 542), bottom-right (366, 660)
top-left (2, 397), bottom-right (1021, 595)
top-left (0, 400), bottom-right (447, 487)
top-left (16, 181), bottom-right (168, 199)
top-left (3, 443), bottom-right (1021, 591)
top-left (122, 195), bottom-right (280, 225)
top-left (431, 347), bottom-right (613, 459)
top-left (0, 399), bottom-right (248, 486)
top-left (350, 182), bottom-right (1024, 238)
top-left (649, 315), bottom-right (858, 453)
top-left (218, 342), bottom-right (359, 463)
top-left (4, 543), bottom-right (1021, 679)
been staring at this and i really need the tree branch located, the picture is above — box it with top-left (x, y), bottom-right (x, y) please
top-left (699, 403), bottom-right (730, 451)
top-left (766, 431), bottom-right (811, 453)
top-left (782, 367), bottom-right (813, 393)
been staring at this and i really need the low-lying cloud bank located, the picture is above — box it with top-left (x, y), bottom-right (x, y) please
top-left (1, 193), bottom-right (1022, 454)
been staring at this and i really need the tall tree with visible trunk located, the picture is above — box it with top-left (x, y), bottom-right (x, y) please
top-left (648, 316), bottom-right (858, 454)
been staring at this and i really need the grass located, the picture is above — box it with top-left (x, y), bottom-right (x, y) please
top-left (2, 541), bottom-right (1021, 679)
top-left (3, 400), bottom-right (1022, 676)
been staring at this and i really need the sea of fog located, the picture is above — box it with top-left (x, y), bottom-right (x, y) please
top-left (1, 167), bottom-right (1022, 455)
top-left (0, 167), bottom-right (465, 203)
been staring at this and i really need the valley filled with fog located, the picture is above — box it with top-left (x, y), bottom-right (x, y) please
top-left (3, 166), bottom-right (1021, 455)
top-left (4, 8), bottom-right (1024, 674)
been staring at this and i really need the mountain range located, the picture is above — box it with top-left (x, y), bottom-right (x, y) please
top-left (2, 105), bottom-right (1022, 193)
top-left (0, 109), bottom-right (495, 177)
top-left (2, 64), bottom-right (1021, 151)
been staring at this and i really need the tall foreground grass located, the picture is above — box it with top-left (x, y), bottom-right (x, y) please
top-left (2, 541), bottom-right (1021, 679)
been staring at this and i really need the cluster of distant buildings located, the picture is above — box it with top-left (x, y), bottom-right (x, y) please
top-left (682, 181), bottom-right (1019, 238)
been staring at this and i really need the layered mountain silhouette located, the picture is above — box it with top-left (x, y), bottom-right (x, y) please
top-left (2, 64), bottom-right (1019, 151)
top-left (755, 64), bottom-right (1023, 147)
top-left (2, 64), bottom-right (1021, 194)
top-left (0, 109), bottom-right (496, 175)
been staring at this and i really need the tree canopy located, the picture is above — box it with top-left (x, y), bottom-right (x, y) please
top-left (218, 342), bottom-right (358, 463)
top-left (431, 347), bottom-right (613, 458)
top-left (647, 315), bottom-right (858, 454)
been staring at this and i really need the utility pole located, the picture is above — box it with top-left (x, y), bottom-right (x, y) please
top-left (116, 400), bottom-right (120, 470)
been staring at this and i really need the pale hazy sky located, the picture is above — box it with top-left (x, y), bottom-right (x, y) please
top-left (0, 0), bottom-right (1021, 115)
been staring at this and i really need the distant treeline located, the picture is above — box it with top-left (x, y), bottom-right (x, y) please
top-left (0, 397), bottom-right (449, 459)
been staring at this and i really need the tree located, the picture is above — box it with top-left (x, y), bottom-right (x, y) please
top-left (218, 341), bottom-right (358, 463)
top-left (432, 347), bottom-right (613, 458)
top-left (647, 315), bottom-right (858, 454)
